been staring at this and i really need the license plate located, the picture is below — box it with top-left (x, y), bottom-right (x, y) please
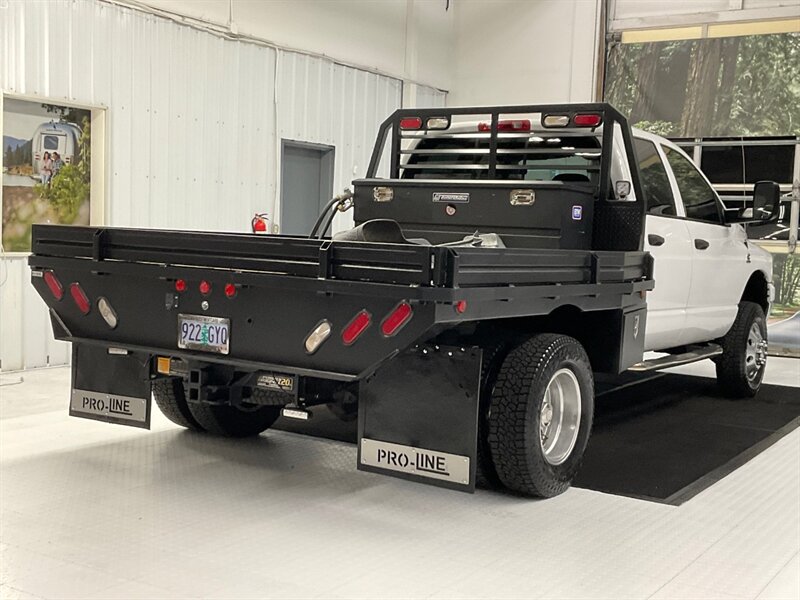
top-left (178, 314), bottom-right (230, 354)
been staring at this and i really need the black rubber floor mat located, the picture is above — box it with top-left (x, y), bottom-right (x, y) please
top-left (273, 374), bottom-right (800, 504)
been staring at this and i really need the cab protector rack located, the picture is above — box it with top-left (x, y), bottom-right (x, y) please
top-left (29, 102), bottom-right (655, 494)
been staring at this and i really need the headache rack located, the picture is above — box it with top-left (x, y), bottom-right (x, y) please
top-left (366, 103), bottom-right (645, 202)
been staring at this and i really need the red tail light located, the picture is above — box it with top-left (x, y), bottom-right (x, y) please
top-left (478, 119), bottom-right (531, 132)
top-left (573, 113), bottom-right (602, 127)
top-left (342, 310), bottom-right (371, 345)
top-left (70, 283), bottom-right (91, 315)
top-left (224, 283), bottom-right (237, 298)
top-left (175, 279), bottom-right (187, 293)
top-left (381, 301), bottom-right (413, 337)
top-left (399, 117), bottom-right (422, 130)
top-left (454, 300), bottom-right (468, 314)
top-left (43, 270), bottom-right (64, 300)
top-left (199, 280), bottom-right (211, 295)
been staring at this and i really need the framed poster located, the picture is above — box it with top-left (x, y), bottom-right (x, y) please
top-left (2, 95), bottom-right (105, 252)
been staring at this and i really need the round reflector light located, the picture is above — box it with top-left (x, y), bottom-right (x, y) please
top-left (175, 279), bottom-right (187, 292)
top-left (224, 283), bottom-right (237, 298)
top-left (199, 280), bottom-right (211, 295)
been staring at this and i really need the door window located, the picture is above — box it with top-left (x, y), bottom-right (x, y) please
top-left (663, 146), bottom-right (723, 224)
top-left (633, 138), bottom-right (676, 216)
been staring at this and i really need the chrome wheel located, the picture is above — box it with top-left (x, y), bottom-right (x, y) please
top-left (745, 323), bottom-right (768, 382)
top-left (539, 368), bottom-right (582, 466)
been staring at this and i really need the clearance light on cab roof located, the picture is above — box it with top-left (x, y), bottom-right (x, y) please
top-left (305, 320), bottom-right (332, 354)
top-left (478, 119), bottom-right (531, 132)
top-left (381, 301), bottom-right (413, 337)
top-left (342, 310), bottom-right (371, 345)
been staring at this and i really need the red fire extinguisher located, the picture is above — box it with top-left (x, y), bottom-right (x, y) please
top-left (251, 213), bottom-right (269, 234)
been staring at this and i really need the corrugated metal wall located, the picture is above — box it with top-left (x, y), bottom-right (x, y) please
top-left (0, 0), bottom-right (445, 371)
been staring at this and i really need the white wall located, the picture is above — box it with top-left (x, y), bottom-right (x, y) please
top-left (0, 0), bottom-right (446, 371)
top-left (449, 0), bottom-right (601, 106)
top-left (134, 0), bottom-right (455, 91)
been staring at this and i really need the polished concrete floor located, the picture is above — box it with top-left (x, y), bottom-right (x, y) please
top-left (1, 358), bottom-right (798, 600)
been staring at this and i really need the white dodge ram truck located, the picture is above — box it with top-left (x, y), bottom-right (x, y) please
top-left (406, 122), bottom-right (776, 397)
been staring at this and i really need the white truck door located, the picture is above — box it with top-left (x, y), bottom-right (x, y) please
top-left (661, 145), bottom-right (746, 344)
top-left (633, 137), bottom-right (694, 351)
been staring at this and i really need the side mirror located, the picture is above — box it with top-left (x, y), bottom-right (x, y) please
top-left (752, 180), bottom-right (781, 223)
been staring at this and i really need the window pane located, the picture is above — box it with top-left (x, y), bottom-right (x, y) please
top-left (744, 145), bottom-right (794, 184)
top-left (634, 138), bottom-right (676, 215)
top-left (663, 146), bottom-right (722, 224)
top-left (43, 135), bottom-right (60, 150)
top-left (700, 145), bottom-right (744, 184)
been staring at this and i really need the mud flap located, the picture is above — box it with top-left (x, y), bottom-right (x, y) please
top-left (357, 345), bottom-right (481, 493)
top-left (70, 344), bottom-right (153, 429)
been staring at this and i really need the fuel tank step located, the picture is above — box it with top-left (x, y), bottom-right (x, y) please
top-left (628, 344), bottom-right (723, 372)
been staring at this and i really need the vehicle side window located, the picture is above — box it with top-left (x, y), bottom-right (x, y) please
top-left (662, 146), bottom-right (723, 224)
top-left (633, 138), bottom-right (676, 216)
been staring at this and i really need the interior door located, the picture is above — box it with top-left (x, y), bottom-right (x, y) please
top-left (280, 142), bottom-right (334, 236)
top-left (634, 138), bottom-right (693, 351)
top-left (661, 146), bottom-right (747, 343)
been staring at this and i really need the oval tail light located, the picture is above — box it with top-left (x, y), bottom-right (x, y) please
top-left (342, 310), bottom-right (371, 345)
top-left (43, 270), bottom-right (64, 300)
top-left (70, 283), bottom-right (91, 315)
top-left (381, 301), bottom-right (413, 337)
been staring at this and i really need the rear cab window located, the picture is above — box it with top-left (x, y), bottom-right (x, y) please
top-left (633, 138), bottom-right (676, 216)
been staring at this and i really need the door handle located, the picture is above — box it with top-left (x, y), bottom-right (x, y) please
top-left (648, 234), bottom-right (665, 247)
top-left (694, 238), bottom-right (710, 250)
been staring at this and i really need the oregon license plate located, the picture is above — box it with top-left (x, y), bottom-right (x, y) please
top-left (178, 314), bottom-right (230, 354)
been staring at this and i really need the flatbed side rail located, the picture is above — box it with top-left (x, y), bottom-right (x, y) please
top-left (31, 224), bottom-right (446, 287)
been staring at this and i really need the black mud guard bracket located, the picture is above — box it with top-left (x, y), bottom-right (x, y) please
top-left (357, 345), bottom-right (482, 493)
top-left (70, 343), bottom-right (153, 429)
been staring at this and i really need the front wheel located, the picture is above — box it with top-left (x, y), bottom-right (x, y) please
top-left (715, 301), bottom-right (768, 398)
top-left (487, 334), bottom-right (594, 498)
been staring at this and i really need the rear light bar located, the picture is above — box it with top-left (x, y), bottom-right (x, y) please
top-left (43, 270), bottom-right (64, 300)
top-left (342, 310), bottom-right (371, 345)
top-left (380, 301), bottom-right (413, 337)
top-left (478, 119), bottom-right (531, 132)
top-left (70, 283), bottom-right (91, 315)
